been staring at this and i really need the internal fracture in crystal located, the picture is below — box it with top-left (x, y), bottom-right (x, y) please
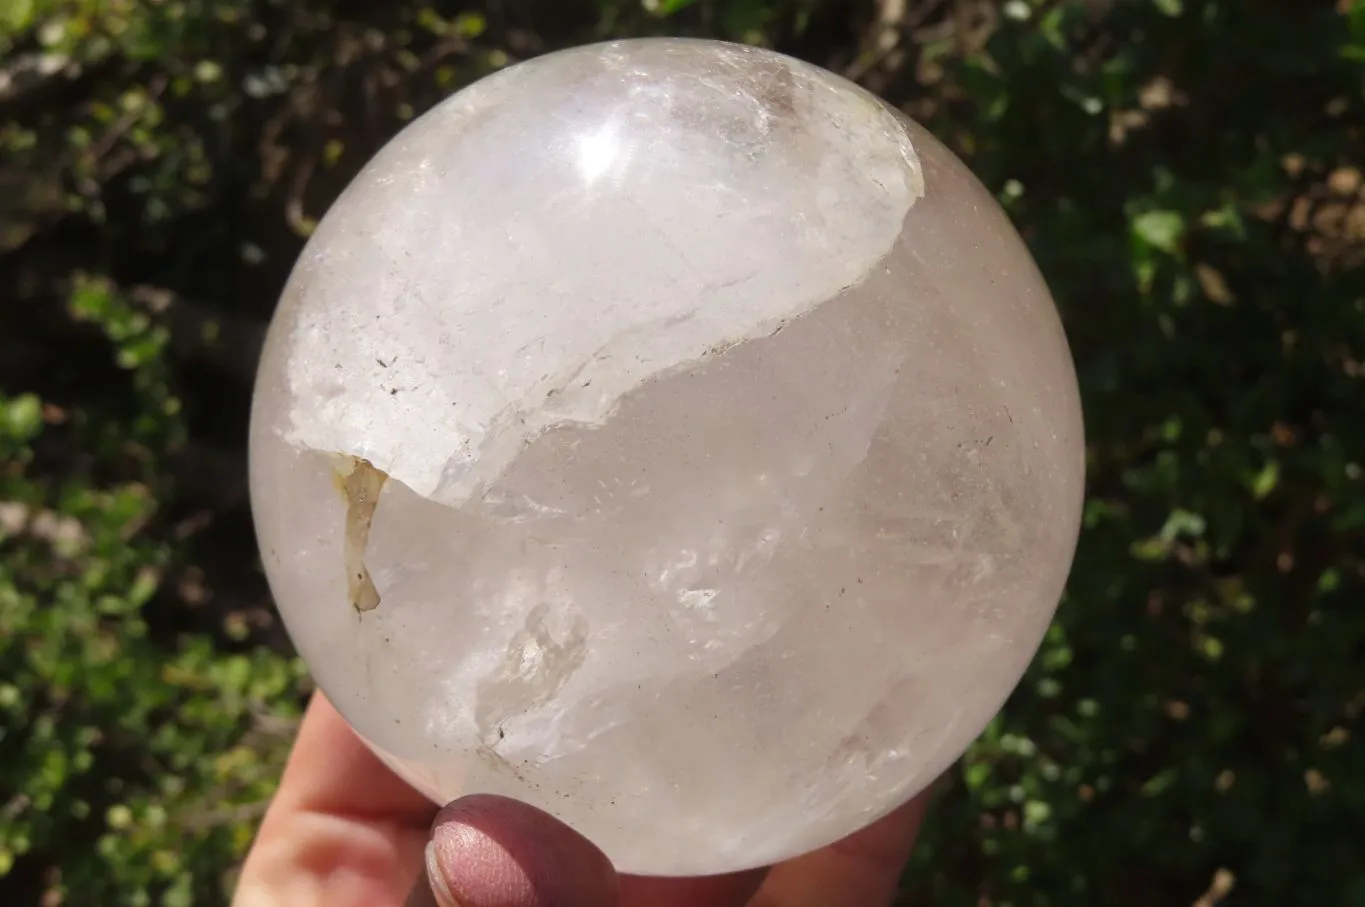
top-left (249, 37), bottom-right (1086, 877)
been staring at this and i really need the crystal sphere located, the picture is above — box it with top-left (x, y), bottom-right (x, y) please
top-left (249, 37), bottom-right (1085, 876)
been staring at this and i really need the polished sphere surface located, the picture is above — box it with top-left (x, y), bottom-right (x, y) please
top-left (249, 37), bottom-right (1085, 876)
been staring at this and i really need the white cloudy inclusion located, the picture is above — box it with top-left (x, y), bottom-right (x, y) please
top-left (249, 38), bottom-right (1085, 876)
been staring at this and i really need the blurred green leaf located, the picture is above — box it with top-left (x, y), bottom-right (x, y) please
top-left (1132, 209), bottom-right (1186, 255)
top-left (646, 0), bottom-right (698, 15)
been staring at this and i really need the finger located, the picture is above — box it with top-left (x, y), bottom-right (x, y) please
top-left (617, 871), bottom-right (767, 907)
top-left (426, 796), bottom-right (767, 907)
top-left (232, 692), bottom-right (437, 907)
top-left (425, 794), bottom-right (619, 907)
top-left (747, 790), bottom-right (932, 907)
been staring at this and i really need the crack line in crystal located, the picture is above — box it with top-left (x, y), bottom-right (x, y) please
top-left (332, 453), bottom-right (389, 613)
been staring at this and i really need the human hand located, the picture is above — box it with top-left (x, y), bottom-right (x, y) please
top-left (232, 692), bottom-right (930, 907)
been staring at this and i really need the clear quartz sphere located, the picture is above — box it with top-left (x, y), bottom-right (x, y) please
top-left (249, 37), bottom-right (1085, 876)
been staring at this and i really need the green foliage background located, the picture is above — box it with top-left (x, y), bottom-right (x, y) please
top-left (2, 0), bottom-right (1363, 904)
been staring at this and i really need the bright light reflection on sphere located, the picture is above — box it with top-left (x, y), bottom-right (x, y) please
top-left (248, 37), bottom-right (1085, 877)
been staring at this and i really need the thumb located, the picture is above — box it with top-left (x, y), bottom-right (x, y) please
top-left (417, 795), bottom-right (619, 907)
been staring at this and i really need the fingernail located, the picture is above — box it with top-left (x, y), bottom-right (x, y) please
top-left (425, 841), bottom-right (462, 907)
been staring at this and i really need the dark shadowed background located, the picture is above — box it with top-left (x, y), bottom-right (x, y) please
top-left (1, 1), bottom-right (1363, 904)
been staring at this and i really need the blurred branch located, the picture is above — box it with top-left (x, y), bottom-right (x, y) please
top-left (0, 52), bottom-right (77, 105)
top-left (846, 0), bottom-right (953, 85)
top-left (845, 0), bottom-right (908, 83)
top-left (1192, 869), bottom-right (1236, 907)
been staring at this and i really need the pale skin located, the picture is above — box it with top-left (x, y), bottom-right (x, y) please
top-left (233, 692), bottom-right (932, 907)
